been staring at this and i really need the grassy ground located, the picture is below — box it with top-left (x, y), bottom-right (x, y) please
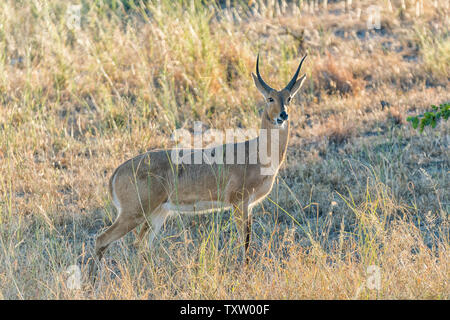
top-left (0, 0), bottom-right (448, 299)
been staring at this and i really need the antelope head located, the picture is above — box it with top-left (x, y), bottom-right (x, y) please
top-left (252, 54), bottom-right (307, 127)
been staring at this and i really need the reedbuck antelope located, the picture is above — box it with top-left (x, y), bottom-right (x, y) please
top-left (90, 54), bottom-right (307, 278)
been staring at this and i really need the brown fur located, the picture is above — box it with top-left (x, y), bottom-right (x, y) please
top-left (90, 55), bottom-right (307, 280)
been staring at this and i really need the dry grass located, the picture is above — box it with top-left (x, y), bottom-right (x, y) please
top-left (0, 0), bottom-right (448, 299)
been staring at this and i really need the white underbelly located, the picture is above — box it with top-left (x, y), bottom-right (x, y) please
top-left (162, 201), bottom-right (232, 214)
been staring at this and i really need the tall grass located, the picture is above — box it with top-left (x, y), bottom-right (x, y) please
top-left (0, 0), bottom-right (448, 299)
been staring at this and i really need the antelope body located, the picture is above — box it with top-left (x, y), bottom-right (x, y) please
top-left (91, 54), bottom-right (307, 277)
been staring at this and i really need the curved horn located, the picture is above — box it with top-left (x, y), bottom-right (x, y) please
top-left (256, 53), bottom-right (274, 93)
top-left (284, 54), bottom-right (307, 92)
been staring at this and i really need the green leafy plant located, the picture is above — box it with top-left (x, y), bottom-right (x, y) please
top-left (407, 102), bottom-right (450, 132)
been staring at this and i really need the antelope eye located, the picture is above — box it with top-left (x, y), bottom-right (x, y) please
top-left (287, 97), bottom-right (291, 103)
top-left (268, 97), bottom-right (274, 102)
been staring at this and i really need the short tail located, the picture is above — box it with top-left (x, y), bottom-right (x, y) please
top-left (108, 166), bottom-right (122, 211)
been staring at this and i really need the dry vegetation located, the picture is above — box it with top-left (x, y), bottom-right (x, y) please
top-left (0, 0), bottom-right (448, 299)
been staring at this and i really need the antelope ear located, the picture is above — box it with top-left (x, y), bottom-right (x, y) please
top-left (252, 72), bottom-right (270, 98)
top-left (289, 74), bottom-right (307, 98)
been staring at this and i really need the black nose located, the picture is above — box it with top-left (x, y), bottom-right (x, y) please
top-left (280, 111), bottom-right (288, 120)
